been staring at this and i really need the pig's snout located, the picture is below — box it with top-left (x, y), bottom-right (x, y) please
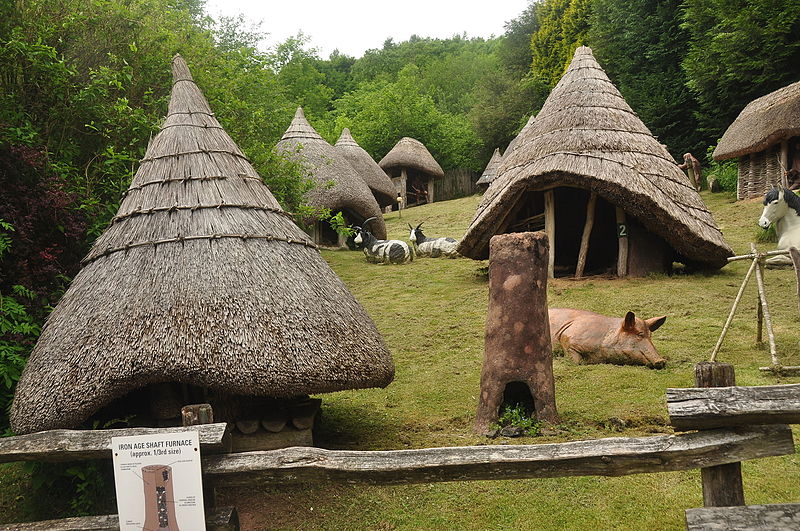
top-left (649, 358), bottom-right (666, 369)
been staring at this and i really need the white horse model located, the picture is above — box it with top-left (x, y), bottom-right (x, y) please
top-left (758, 187), bottom-right (800, 266)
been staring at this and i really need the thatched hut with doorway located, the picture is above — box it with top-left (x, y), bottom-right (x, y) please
top-left (335, 128), bottom-right (396, 209)
top-left (476, 148), bottom-right (503, 191)
top-left (379, 137), bottom-right (444, 207)
top-left (277, 108), bottom-right (386, 246)
top-left (11, 56), bottom-right (394, 442)
top-left (713, 80), bottom-right (800, 200)
top-left (457, 46), bottom-right (732, 277)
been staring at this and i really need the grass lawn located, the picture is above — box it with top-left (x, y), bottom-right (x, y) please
top-left (3, 191), bottom-right (800, 529)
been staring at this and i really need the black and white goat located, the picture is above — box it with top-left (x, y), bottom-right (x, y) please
top-left (354, 218), bottom-right (414, 264)
top-left (408, 223), bottom-right (460, 258)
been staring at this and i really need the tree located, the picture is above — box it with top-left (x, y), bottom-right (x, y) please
top-left (682, 0), bottom-right (800, 142)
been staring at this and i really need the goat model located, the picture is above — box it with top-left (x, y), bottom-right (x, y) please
top-left (354, 218), bottom-right (414, 264)
top-left (408, 223), bottom-right (459, 258)
top-left (549, 308), bottom-right (667, 369)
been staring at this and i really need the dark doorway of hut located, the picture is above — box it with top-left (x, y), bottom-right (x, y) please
top-left (506, 187), bottom-right (618, 277)
top-left (317, 209), bottom-right (360, 249)
top-left (406, 171), bottom-right (430, 207)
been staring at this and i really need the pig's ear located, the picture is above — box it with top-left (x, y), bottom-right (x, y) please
top-left (645, 315), bottom-right (667, 332)
top-left (623, 311), bottom-right (636, 331)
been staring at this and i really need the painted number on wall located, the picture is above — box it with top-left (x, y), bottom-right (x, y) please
top-left (617, 223), bottom-right (628, 238)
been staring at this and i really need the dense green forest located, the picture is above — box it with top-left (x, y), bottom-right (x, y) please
top-left (1, 0), bottom-right (799, 435)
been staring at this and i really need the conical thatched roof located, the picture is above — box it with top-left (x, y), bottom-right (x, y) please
top-left (378, 137), bottom-right (445, 179)
top-left (476, 148), bottom-right (503, 186)
top-left (10, 56), bottom-right (394, 435)
top-left (458, 46), bottom-right (732, 267)
top-left (505, 114), bottom-right (536, 157)
top-left (713, 80), bottom-right (800, 161)
top-left (277, 109), bottom-right (387, 238)
top-left (335, 128), bottom-right (396, 208)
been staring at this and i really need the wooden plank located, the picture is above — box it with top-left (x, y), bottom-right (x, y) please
top-left (615, 207), bottom-right (628, 277)
top-left (685, 503), bottom-right (800, 531)
top-left (575, 192), bottom-right (597, 279)
top-left (667, 383), bottom-right (800, 430)
top-left (202, 425), bottom-right (793, 487)
top-left (753, 244), bottom-right (779, 366)
top-left (0, 506), bottom-right (239, 531)
top-left (0, 423), bottom-right (231, 463)
top-left (544, 190), bottom-right (555, 278)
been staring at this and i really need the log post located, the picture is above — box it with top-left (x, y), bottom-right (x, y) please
top-left (544, 190), bottom-right (555, 278)
top-left (575, 192), bottom-right (597, 279)
top-left (694, 362), bottom-right (745, 507)
top-left (756, 297), bottom-right (763, 344)
top-left (752, 244), bottom-right (779, 366)
top-left (615, 207), bottom-right (628, 277)
top-left (182, 403), bottom-right (214, 426)
top-left (475, 232), bottom-right (558, 435)
top-left (781, 140), bottom-right (789, 188)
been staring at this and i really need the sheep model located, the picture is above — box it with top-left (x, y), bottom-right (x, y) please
top-left (408, 223), bottom-right (459, 258)
top-left (355, 218), bottom-right (414, 264)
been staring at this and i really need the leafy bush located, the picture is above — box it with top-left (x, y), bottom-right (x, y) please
top-left (491, 404), bottom-right (543, 436)
top-left (705, 144), bottom-right (738, 193)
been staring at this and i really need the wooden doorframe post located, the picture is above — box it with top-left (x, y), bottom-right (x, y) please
top-left (544, 190), bottom-right (555, 279)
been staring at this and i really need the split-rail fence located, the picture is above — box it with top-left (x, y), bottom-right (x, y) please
top-left (0, 362), bottom-right (798, 530)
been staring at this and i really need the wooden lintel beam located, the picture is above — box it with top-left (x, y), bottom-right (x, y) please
top-left (202, 425), bottom-right (793, 487)
top-left (667, 383), bottom-right (800, 430)
top-left (0, 423), bottom-right (231, 463)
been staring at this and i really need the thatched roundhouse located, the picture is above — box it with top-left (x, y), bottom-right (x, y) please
top-left (379, 137), bottom-right (444, 207)
top-left (277, 108), bottom-right (386, 245)
top-left (10, 56), bottom-right (394, 435)
top-left (713, 80), bottom-right (800, 200)
top-left (476, 148), bottom-right (503, 190)
top-left (335, 128), bottom-right (396, 209)
top-left (458, 47), bottom-right (732, 277)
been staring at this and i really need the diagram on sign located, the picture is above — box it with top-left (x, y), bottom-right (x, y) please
top-left (111, 432), bottom-right (206, 531)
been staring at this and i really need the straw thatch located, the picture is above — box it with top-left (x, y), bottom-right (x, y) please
top-left (335, 128), bottom-right (396, 208)
top-left (277, 109), bottom-right (387, 239)
top-left (10, 55), bottom-right (394, 435)
top-left (475, 148), bottom-right (503, 187)
top-left (505, 114), bottom-right (536, 157)
top-left (458, 47), bottom-right (732, 268)
top-left (713, 80), bottom-right (800, 161)
top-left (378, 137), bottom-right (445, 179)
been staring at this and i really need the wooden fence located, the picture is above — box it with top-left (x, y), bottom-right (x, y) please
top-left (1, 362), bottom-right (799, 530)
top-left (436, 169), bottom-right (478, 202)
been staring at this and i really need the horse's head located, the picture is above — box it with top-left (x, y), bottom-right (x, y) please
top-left (759, 188), bottom-right (789, 229)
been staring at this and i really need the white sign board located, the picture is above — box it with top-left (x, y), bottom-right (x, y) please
top-left (111, 431), bottom-right (206, 530)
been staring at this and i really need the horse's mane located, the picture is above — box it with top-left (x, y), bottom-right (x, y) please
top-left (765, 187), bottom-right (800, 216)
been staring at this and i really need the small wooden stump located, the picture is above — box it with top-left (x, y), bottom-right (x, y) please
top-left (694, 362), bottom-right (746, 508)
top-left (475, 232), bottom-right (559, 435)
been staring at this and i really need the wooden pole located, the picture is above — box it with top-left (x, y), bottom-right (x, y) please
top-left (753, 254), bottom-right (779, 367)
top-left (575, 192), bottom-right (597, 279)
top-left (615, 207), bottom-right (628, 277)
top-left (790, 247), bottom-right (800, 317)
top-left (780, 140), bottom-right (789, 188)
top-left (544, 190), bottom-right (555, 279)
top-left (728, 249), bottom-right (790, 262)
top-left (709, 257), bottom-right (758, 362)
top-left (694, 362), bottom-right (745, 508)
top-left (756, 297), bottom-right (763, 344)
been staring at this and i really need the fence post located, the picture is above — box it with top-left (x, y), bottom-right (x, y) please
top-left (695, 362), bottom-right (746, 507)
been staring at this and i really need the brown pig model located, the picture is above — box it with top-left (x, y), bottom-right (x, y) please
top-left (549, 308), bottom-right (667, 369)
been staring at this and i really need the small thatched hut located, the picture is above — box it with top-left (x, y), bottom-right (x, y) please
top-left (10, 56), bottom-right (394, 436)
top-left (379, 137), bottom-right (444, 207)
top-left (458, 47), bottom-right (732, 277)
top-left (277, 108), bottom-right (386, 245)
top-left (335, 128), bottom-right (396, 209)
top-left (476, 148), bottom-right (503, 190)
top-left (713, 80), bottom-right (800, 200)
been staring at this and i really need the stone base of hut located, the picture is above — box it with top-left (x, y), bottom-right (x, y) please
top-left (500, 186), bottom-right (673, 277)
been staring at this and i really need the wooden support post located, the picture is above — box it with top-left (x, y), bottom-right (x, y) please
top-left (544, 190), bottom-right (555, 279)
top-left (615, 207), bottom-right (628, 277)
top-left (756, 297), bottom-right (763, 344)
top-left (575, 192), bottom-right (597, 279)
top-left (752, 244), bottom-right (779, 366)
top-left (694, 362), bottom-right (745, 508)
top-left (781, 140), bottom-right (790, 188)
top-left (475, 232), bottom-right (558, 435)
